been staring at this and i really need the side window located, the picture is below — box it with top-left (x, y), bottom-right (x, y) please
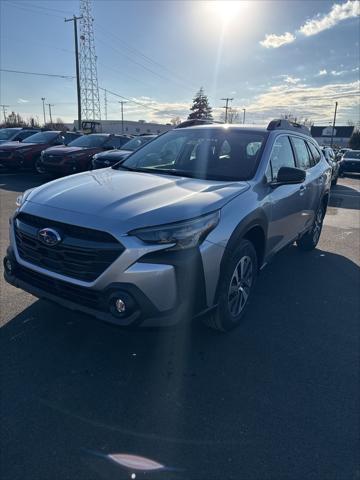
top-left (307, 142), bottom-right (321, 165)
top-left (291, 137), bottom-right (312, 170)
top-left (268, 136), bottom-right (295, 181)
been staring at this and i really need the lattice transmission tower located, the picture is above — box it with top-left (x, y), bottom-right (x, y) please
top-left (79, 0), bottom-right (101, 121)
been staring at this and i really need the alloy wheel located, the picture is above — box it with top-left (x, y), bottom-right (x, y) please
top-left (227, 255), bottom-right (253, 317)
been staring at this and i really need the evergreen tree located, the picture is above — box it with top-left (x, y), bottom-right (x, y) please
top-left (188, 87), bottom-right (213, 120)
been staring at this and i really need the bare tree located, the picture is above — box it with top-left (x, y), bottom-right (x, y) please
top-left (170, 116), bottom-right (181, 126)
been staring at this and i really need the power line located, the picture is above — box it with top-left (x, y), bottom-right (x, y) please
top-left (96, 32), bottom-right (193, 93)
top-left (96, 23), bottom-right (196, 92)
top-left (4, 1), bottom-right (66, 19)
top-left (98, 87), bottom-right (162, 113)
top-left (0, 68), bottom-right (75, 79)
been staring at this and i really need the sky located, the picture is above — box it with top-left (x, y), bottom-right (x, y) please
top-left (0, 0), bottom-right (359, 126)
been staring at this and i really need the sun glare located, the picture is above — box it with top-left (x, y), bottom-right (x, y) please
top-left (207, 1), bottom-right (247, 25)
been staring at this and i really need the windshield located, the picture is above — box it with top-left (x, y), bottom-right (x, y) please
top-left (0, 128), bottom-right (20, 140)
top-left (22, 131), bottom-right (60, 144)
top-left (344, 150), bottom-right (360, 159)
top-left (121, 136), bottom-right (154, 151)
top-left (118, 129), bottom-right (266, 180)
top-left (67, 134), bottom-right (109, 148)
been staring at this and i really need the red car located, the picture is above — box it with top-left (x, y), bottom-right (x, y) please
top-left (0, 130), bottom-right (81, 172)
top-left (40, 134), bottom-right (128, 175)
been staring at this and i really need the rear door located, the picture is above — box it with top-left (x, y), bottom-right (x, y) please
top-left (290, 136), bottom-right (319, 232)
top-left (266, 135), bottom-right (305, 254)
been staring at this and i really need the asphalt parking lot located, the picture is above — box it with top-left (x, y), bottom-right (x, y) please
top-left (1, 172), bottom-right (359, 480)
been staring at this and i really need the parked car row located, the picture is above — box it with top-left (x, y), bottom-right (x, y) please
top-left (0, 130), bottom-right (156, 176)
top-left (319, 145), bottom-right (360, 184)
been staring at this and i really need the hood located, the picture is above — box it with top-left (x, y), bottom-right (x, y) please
top-left (24, 169), bottom-right (249, 233)
top-left (0, 141), bottom-right (39, 150)
top-left (44, 146), bottom-right (96, 155)
top-left (95, 149), bottom-right (131, 160)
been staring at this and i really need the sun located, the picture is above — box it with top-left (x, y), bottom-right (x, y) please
top-left (207, 1), bottom-right (247, 25)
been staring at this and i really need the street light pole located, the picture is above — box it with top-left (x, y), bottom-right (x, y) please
top-left (47, 104), bottom-right (54, 128)
top-left (221, 98), bottom-right (233, 123)
top-left (330, 101), bottom-right (338, 148)
top-left (242, 108), bottom-right (246, 124)
top-left (119, 101), bottom-right (127, 133)
top-left (65, 15), bottom-right (82, 131)
top-left (41, 97), bottom-right (46, 125)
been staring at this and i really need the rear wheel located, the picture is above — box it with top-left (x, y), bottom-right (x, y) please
top-left (296, 203), bottom-right (325, 251)
top-left (203, 239), bottom-right (257, 332)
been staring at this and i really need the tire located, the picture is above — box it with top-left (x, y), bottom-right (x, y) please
top-left (296, 203), bottom-right (325, 251)
top-left (33, 156), bottom-right (45, 174)
top-left (331, 176), bottom-right (338, 186)
top-left (203, 239), bottom-right (257, 332)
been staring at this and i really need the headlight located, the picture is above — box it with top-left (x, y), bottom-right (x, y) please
top-left (129, 211), bottom-right (220, 250)
top-left (16, 188), bottom-right (34, 207)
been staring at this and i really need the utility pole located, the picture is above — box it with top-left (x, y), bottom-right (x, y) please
top-left (104, 89), bottom-right (108, 120)
top-left (242, 108), bottom-right (246, 124)
top-left (41, 97), bottom-right (46, 125)
top-left (119, 101), bottom-right (127, 133)
top-left (0, 104), bottom-right (9, 123)
top-left (65, 15), bottom-right (82, 130)
top-left (47, 104), bottom-right (54, 128)
top-left (221, 98), bottom-right (233, 123)
top-left (330, 101), bottom-right (338, 148)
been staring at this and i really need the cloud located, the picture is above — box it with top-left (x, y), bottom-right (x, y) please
top-left (261, 1), bottom-right (359, 49)
top-left (317, 69), bottom-right (328, 76)
top-left (17, 98), bottom-right (29, 103)
top-left (299, 0), bottom-right (360, 36)
top-left (259, 32), bottom-right (296, 49)
top-left (245, 80), bottom-right (359, 123)
top-left (331, 70), bottom-right (346, 76)
top-left (281, 75), bottom-right (301, 84)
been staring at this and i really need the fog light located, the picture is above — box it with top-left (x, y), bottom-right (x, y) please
top-left (115, 298), bottom-right (126, 313)
top-left (4, 257), bottom-right (13, 274)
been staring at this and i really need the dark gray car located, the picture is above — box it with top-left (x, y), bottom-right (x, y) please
top-left (4, 120), bottom-right (331, 331)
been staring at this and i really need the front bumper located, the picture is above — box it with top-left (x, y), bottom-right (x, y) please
top-left (4, 237), bottom-right (220, 326)
top-left (41, 157), bottom-right (78, 175)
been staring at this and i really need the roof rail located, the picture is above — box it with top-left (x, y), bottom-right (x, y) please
top-left (175, 119), bottom-right (222, 129)
top-left (267, 119), bottom-right (310, 136)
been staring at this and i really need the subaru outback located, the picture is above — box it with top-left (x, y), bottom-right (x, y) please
top-left (4, 120), bottom-right (331, 332)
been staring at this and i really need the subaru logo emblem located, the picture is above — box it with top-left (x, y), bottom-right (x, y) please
top-left (38, 228), bottom-right (62, 246)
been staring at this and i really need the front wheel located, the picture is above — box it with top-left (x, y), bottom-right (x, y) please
top-left (331, 176), bottom-right (338, 186)
top-left (33, 156), bottom-right (45, 174)
top-left (203, 239), bottom-right (257, 332)
top-left (296, 204), bottom-right (325, 251)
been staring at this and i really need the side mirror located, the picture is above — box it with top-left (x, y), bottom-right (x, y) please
top-left (271, 166), bottom-right (306, 187)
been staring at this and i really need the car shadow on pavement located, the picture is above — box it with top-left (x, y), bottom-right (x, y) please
top-left (1, 245), bottom-right (359, 480)
top-left (329, 183), bottom-right (360, 209)
top-left (0, 171), bottom-right (52, 192)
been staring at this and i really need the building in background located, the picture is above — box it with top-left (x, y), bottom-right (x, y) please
top-left (311, 126), bottom-right (354, 147)
top-left (72, 119), bottom-right (173, 135)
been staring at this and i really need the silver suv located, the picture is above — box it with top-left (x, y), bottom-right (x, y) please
top-left (4, 120), bottom-right (331, 331)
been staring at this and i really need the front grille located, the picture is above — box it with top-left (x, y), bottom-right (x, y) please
top-left (14, 212), bottom-right (124, 282)
top-left (14, 264), bottom-right (105, 311)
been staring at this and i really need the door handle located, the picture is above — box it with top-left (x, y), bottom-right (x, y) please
top-left (299, 185), bottom-right (306, 195)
